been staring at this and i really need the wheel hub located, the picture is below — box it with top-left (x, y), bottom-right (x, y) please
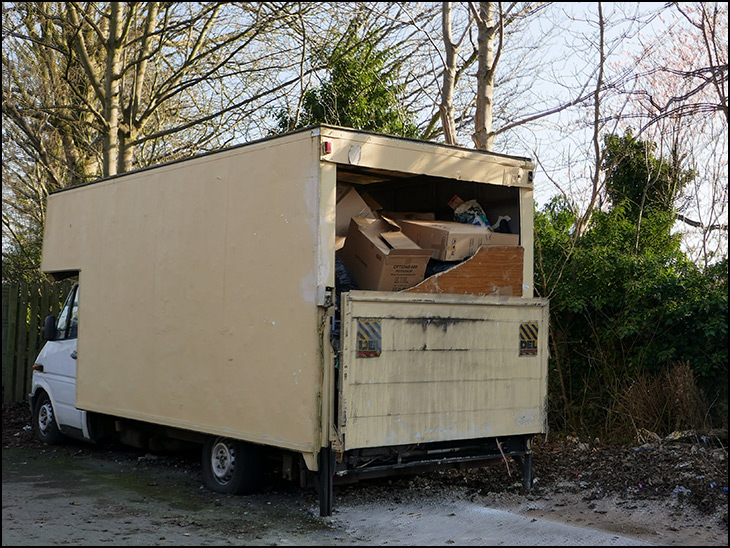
top-left (211, 440), bottom-right (236, 484)
top-left (38, 402), bottom-right (53, 434)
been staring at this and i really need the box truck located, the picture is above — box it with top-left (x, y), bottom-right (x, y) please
top-left (31, 125), bottom-right (549, 516)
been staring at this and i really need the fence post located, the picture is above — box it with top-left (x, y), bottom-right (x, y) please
top-left (1, 284), bottom-right (8, 393)
top-left (26, 283), bottom-right (42, 400)
top-left (3, 282), bottom-right (19, 404)
top-left (14, 283), bottom-right (29, 403)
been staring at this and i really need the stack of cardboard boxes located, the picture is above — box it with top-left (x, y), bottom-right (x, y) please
top-left (335, 184), bottom-right (522, 294)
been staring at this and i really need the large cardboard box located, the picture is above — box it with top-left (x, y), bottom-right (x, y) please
top-left (339, 217), bottom-right (432, 291)
top-left (397, 219), bottom-right (519, 261)
top-left (336, 184), bottom-right (376, 238)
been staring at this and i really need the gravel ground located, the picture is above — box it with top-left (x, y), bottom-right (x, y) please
top-left (3, 402), bottom-right (728, 545)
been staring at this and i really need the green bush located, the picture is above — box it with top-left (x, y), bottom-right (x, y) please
top-left (535, 133), bottom-right (728, 441)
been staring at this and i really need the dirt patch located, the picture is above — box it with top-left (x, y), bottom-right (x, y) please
top-left (3, 402), bottom-right (728, 545)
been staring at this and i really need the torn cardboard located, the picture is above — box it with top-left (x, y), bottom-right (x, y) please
top-left (403, 245), bottom-right (524, 297)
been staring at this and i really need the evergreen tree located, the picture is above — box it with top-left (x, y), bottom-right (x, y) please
top-left (275, 24), bottom-right (419, 137)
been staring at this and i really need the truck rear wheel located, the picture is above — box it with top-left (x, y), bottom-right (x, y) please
top-left (201, 437), bottom-right (262, 495)
top-left (34, 392), bottom-right (64, 445)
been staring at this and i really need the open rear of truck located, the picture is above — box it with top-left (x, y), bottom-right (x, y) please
top-left (318, 128), bottom-right (549, 515)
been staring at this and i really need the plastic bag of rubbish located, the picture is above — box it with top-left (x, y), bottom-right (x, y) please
top-left (449, 195), bottom-right (490, 227)
top-left (492, 215), bottom-right (513, 233)
top-left (335, 254), bottom-right (359, 295)
top-left (425, 258), bottom-right (461, 278)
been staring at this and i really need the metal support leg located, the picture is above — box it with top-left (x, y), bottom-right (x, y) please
top-left (317, 447), bottom-right (335, 517)
top-left (514, 452), bottom-right (533, 491)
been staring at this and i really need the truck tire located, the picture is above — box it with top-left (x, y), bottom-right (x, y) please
top-left (34, 392), bottom-right (64, 445)
top-left (201, 437), bottom-right (263, 495)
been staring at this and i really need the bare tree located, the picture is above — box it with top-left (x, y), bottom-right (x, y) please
top-left (616, 1), bottom-right (728, 264)
top-left (471, 1), bottom-right (502, 150)
top-left (439, 2), bottom-right (473, 145)
top-left (441, 2), bottom-right (562, 151)
top-left (2, 1), bottom-right (321, 278)
top-left (2, 2), bottom-right (322, 179)
top-left (632, 2), bottom-right (728, 128)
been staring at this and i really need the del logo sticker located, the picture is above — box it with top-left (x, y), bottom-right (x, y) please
top-left (519, 322), bottom-right (538, 356)
top-left (357, 318), bottom-right (382, 358)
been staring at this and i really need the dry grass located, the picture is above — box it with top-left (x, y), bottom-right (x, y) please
top-left (616, 361), bottom-right (710, 441)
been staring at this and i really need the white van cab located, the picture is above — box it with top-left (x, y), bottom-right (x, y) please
top-left (30, 283), bottom-right (88, 444)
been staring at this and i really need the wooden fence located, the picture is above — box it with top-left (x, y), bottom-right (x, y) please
top-left (2, 280), bottom-right (75, 404)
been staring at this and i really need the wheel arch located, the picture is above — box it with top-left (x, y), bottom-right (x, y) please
top-left (29, 383), bottom-right (55, 425)
top-left (30, 381), bottom-right (90, 440)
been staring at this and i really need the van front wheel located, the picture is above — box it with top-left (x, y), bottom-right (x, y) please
top-left (34, 393), bottom-right (64, 445)
top-left (201, 437), bottom-right (262, 495)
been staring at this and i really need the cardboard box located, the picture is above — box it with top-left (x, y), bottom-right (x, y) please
top-left (336, 184), bottom-right (376, 238)
top-left (339, 217), bottom-right (432, 291)
top-left (482, 230), bottom-right (519, 246)
top-left (397, 220), bottom-right (519, 261)
top-left (381, 211), bottom-right (436, 221)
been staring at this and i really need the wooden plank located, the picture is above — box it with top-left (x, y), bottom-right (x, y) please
top-left (404, 245), bottom-right (524, 297)
top-left (1, 284), bottom-right (9, 403)
top-left (14, 283), bottom-right (29, 402)
top-left (26, 283), bottom-right (41, 397)
top-left (40, 282), bottom-right (51, 323)
top-left (1, 285), bottom-right (9, 374)
top-left (3, 283), bottom-right (19, 403)
top-left (51, 283), bottom-right (63, 317)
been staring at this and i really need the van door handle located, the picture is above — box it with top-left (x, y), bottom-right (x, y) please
top-left (71, 351), bottom-right (77, 360)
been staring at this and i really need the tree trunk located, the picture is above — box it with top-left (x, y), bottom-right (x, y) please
top-left (440, 2), bottom-right (459, 145)
top-left (473, 2), bottom-right (497, 151)
top-left (118, 130), bottom-right (136, 175)
top-left (103, 3), bottom-right (122, 177)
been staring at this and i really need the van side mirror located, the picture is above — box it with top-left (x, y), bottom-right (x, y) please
top-left (43, 315), bottom-right (57, 341)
